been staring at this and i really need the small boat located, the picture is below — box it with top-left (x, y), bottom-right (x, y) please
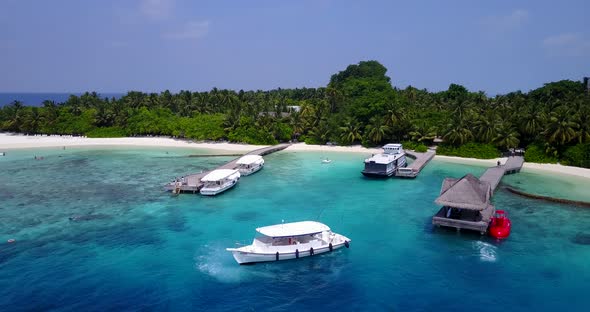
top-left (322, 158), bottom-right (331, 164)
top-left (362, 143), bottom-right (407, 178)
top-left (0, 152), bottom-right (5, 156)
top-left (226, 221), bottom-right (351, 264)
top-left (200, 169), bottom-right (240, 196)
top-left (395, 167), bottom-right (417, 178)
top-left (236, 155), bottom-right (264, 176)
top-left (489, 210), bottom-right (511, 239)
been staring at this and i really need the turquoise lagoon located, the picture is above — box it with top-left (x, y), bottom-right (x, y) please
top-left (0, 147), bottom-right (589, 311)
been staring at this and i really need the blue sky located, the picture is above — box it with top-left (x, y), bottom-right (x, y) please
top-left (0, 0), bottom-right (588, 95)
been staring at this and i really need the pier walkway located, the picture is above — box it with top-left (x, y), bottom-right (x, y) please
top-left (432, 155), bottom-right (525, 233)
top-left (398, 150), bottom-right (436, 178)
top-left (165, 143), bottom-right (290, 194)
top-left (480, 156), bottom-right (525, 193)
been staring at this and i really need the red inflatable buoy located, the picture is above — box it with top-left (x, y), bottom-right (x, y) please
top-left (489, 210), bottom-right (511, 239)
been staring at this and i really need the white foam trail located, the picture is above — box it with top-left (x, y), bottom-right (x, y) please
top-left (194, 244), bottom-right (273, 283)
top-left (473, 241), bottom-right (498, 262)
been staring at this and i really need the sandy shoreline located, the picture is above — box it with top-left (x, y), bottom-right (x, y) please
top-left (0, 133), bottom-right (259, 152)
top-left (1, 133), bottom-right (589, 179)
top-left (432, 155), bottom-right (590, 179)
top-left (0, 133), bottom-right (383, 154)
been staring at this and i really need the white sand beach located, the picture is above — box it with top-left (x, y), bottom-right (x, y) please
top-left (1, 133), bottom-right (589, 180)
top-left (0, 133), bottom-right (259, 152)
top-left (0, 134), bottom-right (382, 154)
top-left (285, 143), bottom-right (382, 154)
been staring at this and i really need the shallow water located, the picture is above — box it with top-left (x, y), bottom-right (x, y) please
top-left (0, 149), bottom-right (589, 311)
top-left (502, 168), bottom-right (590, 202)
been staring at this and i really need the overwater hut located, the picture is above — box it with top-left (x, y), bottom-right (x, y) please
top-left (432, 174), bottom-right (495, 234)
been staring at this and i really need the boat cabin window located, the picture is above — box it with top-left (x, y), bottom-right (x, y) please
top-left (384, 147), bottom-right (400, 154)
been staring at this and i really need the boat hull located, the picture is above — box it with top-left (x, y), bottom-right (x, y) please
top-left (361, 170), bottom-right (395, 178)
top-left (229, 241), bottom-right (349, 264)
top-left (200, 179), bottom-right (238, 196)
top-left (238, 164), bottom-right (263, 176)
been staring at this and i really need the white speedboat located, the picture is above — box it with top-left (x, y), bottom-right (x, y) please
top-left (361, 143), bottom-right (407, 177)
top-left (236, 155), bottom-right (264, 176)
top-left (226, 221), bottom-right (351, 264)
top-left (200, 169), bottom-right (240, 196)
top-left (321, 158), bottom-right (332, 164)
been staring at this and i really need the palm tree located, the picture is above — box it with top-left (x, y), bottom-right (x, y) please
top-left (384, 102), bottom-right (405, 128)
top-left (451, 99), bottom-right (472, 120)
top-left (41, 100), bottom-right (58, 132)
top-left (177, 90), bottom-right (194, 117)
top-left (325, 87), bottom-right (343, 113)
top-left (473, 112), bottom-right (499, 143)
top-left (6, 100), bottom-right (24, 131)
top-left (544, 108), bottom-right (578, 146)
top-left (25, 107), bottom-right (44, 134)
top-left (308, 121), bottom-right (332, 144)
top-left (520, 107), bottom-right (545, 137)
top-left (289, 111), bottom-right (304, 136)
top-left (574, 108), bottom-right (590, 143)
top-left (493, 122), bottom-right (520, 150)
top-left (365, 118), bottom-right (390, 145)
top-left (339, 118), bottom-right (362, 145)
top-left (299, 102), bottom-right (317, 130)
top-left (94, 103), bottom-right (114, 127)
top-left (409, 123), bottom-right (437, 144)
top-left (443, 121), bottom-right (473, 146)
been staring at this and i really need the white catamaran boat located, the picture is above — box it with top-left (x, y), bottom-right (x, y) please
top-left (361, 143), bottom-right (407, 177)
top-left (236, 155), bottom-right (265, 176)
top-left (226, 221), bottom-right (351, 264)
top-left (199, 169), bottom-right (240, 196)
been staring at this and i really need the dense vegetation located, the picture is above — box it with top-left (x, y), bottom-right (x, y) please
top-left (1, 61), bottom-right (589, 167)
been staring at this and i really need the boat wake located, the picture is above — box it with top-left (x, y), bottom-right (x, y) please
top-left (194, 244), bottom-right (272, 283)
top-left (473, 241), bottom-right (498, 262)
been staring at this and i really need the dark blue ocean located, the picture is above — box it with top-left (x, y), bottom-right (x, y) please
top-left (0, 147), bottom-right (589, 311)
top-left (0, 93), bottom-right (123, 107)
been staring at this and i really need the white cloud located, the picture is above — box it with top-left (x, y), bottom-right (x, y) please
top-left (482, 9), bottom-right (529, 32)
top-left (140, 0), bottom-right (174, 21)
top-left (164, 21), bottom-right (210, 40)
top-left (543, 33), bottom-right (590, 56)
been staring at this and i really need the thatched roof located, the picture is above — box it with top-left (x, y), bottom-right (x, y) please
top-left (435, 174), bottom-right (492, 211)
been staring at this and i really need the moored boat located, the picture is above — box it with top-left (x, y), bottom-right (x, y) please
top-left (236, 155), bottom-right (264, 176)
top-left (489, 210), bottom-right (511, 239)
top-left (200, 169), bottom-right (240, 196)
top-left (362, 143), bottom-right (407, 177)
top-left (226, 221), bottom-right (351, 264)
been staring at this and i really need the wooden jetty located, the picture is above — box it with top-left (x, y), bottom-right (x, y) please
top-left (164, 143), bottom-right (291, 194)
top-left (480, 156), bottom-right (525, 193)
top-left (432, 156), bottom-right (525, 233)
top-left (396, 150), bottom-right (436, 178)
